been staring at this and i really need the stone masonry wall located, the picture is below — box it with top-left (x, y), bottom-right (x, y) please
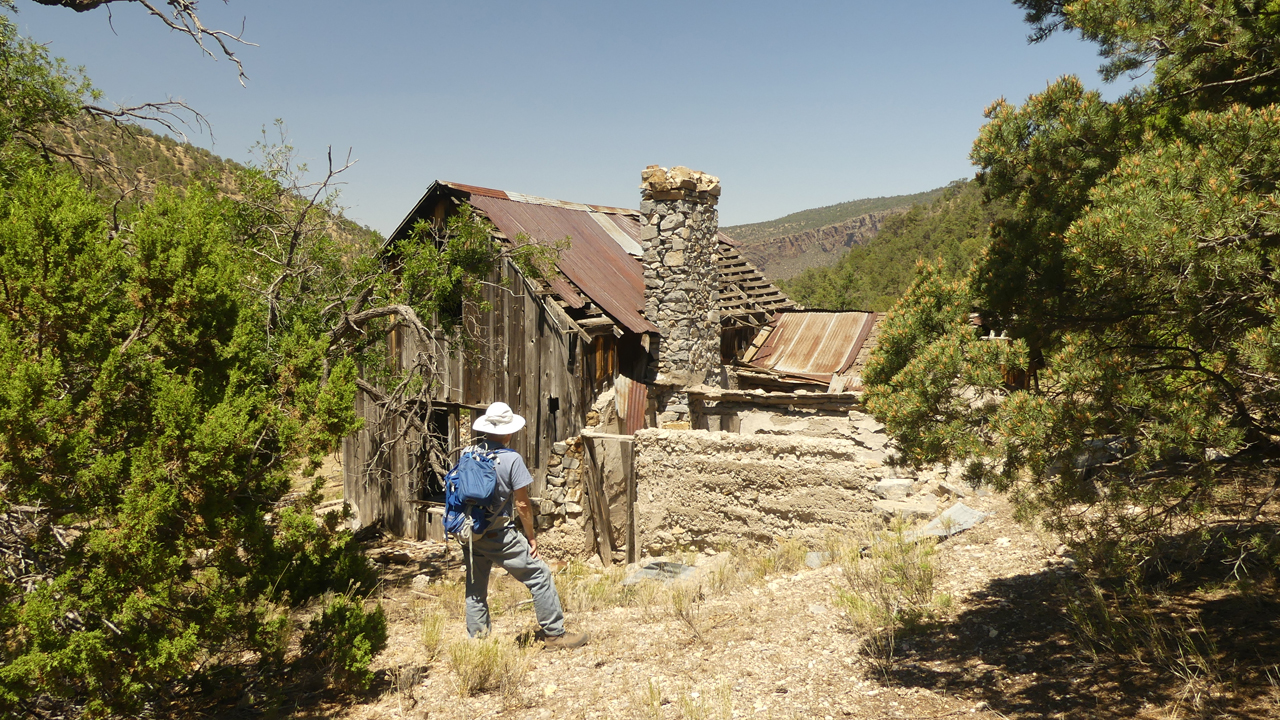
top-left (537, 437), bottom-right (586, 530)
top-left (640, 165), bottom-right (722, 388)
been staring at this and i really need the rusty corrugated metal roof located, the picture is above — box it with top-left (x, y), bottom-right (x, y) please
top-left (390, 180), bottom-right (790, 337)
top-left (749, 311), bottom-right (879, 383)
top-left (466, 192), bottom-right (660, 335)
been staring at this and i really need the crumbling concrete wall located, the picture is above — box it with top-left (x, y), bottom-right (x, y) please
top-left (537, 404), bottom-right (977, 562)
top-left (632, 428), bottom-right (893, 553)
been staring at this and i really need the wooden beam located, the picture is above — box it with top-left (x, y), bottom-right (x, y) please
top-left (581, 436), bottom-right (614, 566)
top-left (622, 437), bottom-right (637, 564)
top-left (580, 430), bottom-right (636, 440)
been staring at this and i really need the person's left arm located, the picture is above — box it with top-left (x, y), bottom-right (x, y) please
top-left (513, 486), bottom-right (539, 559)
top-left (508, 452), bottom-right (539, 558)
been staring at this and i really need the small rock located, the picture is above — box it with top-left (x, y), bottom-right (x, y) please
top-left (804, 551), bottom-right (830, 568)
top-left (855, 432), bottom-right (889, 451)
top-left (411, 574), bottom-right (431, 591)
top-left (871, 478), bottom-right (914, 501)
top-left (373, 551), bottom-right (413, 565)
top-left (873, 496), bottom-right (937, 520)
top-left (553, 442), bottom-right (568, 454)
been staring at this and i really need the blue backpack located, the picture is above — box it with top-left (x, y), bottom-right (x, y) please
top-left (443, 445), bottom-right (511, 542)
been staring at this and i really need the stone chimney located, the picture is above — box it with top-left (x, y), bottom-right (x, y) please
top-left (639, 165), bottom-right (722, 388)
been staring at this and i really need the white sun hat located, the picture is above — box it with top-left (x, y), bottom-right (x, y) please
top-left (472, 401), bottom-right (526, 434)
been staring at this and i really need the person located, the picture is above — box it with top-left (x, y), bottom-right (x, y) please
top-left (462, 401), bottom-right (588, 649)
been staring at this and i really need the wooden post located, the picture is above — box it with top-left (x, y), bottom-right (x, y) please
top-left (581, 436), bottom-right (613, 566)
top-left (622, 437), bottom-right (637, 563)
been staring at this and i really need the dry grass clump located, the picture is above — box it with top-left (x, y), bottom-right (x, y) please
top-left (557, 559), bottom-right (632, 612)
top-left (677, 681), bottom-right (732, 720)
top-left (420, 603), bottom-right (446, 662)
top-left (631, 679), bottom-right (732, 720)
top-left (747, 537), bottom-right (808, 579)
top-left (834, 517), bottom-right (948, 673)
top-left (445, 636), bottom-right (529, 701)
top-left (630, 678), bottom-right (664, 720)
top-left (668, 581), bottom-right (705, 641)
top-left (1064, 573), bottom-right (1223, 715)
top-left (424, 576), bottom-right (465, 618)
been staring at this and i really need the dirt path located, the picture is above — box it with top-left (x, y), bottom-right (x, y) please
top-left (289, 490), bottom-right (1061, 720)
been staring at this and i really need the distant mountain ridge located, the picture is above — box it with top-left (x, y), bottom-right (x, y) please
top-left (722, 187), bottom-right (948, 281)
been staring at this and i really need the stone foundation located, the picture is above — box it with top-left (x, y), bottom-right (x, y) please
top-left (536, 437), bottom-right (585, 529)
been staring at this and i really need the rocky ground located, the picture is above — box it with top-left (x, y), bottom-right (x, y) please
top-left (280, 490), bottom-right (1078, 720)
top-left (267, 453), bottom-right (1280, 720)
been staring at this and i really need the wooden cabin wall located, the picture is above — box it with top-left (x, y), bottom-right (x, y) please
top-left (343, 257), bottom-right (595, 537)
top-left (342, 382), bottom-right (421, 538)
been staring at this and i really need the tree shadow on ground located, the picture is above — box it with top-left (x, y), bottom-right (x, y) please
top-left (885, 546), bottom-right (1280, 719)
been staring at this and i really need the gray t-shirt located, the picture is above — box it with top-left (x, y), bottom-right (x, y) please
top-left (474, 439), bottom-right (533, 519)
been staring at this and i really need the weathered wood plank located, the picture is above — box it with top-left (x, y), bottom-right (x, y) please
top-left (622, 438), bottom-right (637, 564)
top-left (579, 431), bottom-right (636, 441)
top-left (581, 436), bottom-right (613, 566)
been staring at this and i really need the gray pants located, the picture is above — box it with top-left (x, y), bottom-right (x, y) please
top-left (463, 523), bottom-right (565, 638)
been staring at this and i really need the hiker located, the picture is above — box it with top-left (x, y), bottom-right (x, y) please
top-left (462, 401), bottom-right (588, 649)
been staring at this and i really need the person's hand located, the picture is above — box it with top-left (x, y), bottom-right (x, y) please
top-left (528, 537), bottom-right (540, 559)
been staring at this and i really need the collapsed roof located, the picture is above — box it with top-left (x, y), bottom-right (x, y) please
top-left (740, 310), bottom-right (882, 391)
top-left (390, 181), bottom-right (793, 336)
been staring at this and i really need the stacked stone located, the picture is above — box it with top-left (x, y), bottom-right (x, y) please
top-left (534, 437), bottom-right (585, 529)
top-left (639, 165), bottom-right (722, 389)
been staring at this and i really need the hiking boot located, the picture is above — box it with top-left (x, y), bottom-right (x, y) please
top-left (542, 630), bottom-right (589, 650)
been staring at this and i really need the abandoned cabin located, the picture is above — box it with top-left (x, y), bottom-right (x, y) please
top-left (342, 166), bottom-right (814, 539)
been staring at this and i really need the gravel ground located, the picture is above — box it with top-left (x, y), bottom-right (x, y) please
top-left (290, 490), bottom-right (1049, 720)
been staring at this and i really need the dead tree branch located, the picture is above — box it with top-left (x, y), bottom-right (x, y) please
top-left (31, 0), bottom-right (257, 85)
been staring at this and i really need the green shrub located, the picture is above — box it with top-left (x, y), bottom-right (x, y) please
top-left (300, 593), bottom-right (388, 693)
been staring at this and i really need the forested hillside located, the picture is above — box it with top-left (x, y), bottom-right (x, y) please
top-left (782, 179), bottom-right (1006, 311)
top-left (722, 186), bottom-right (948, 281)
top-left (723, 187), bottom-right (945, 245)
top-left (39, 119), bottom-right (379, 247)
top-left (49, 120), bottom-right (241, 195)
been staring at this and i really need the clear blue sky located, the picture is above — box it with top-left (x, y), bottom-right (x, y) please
top-left (13, 1), bottom-right (1131, 234)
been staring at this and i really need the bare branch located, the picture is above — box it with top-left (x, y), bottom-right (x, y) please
top-left (31, 0), bottom-right (257, 85)
top-left (82, 98), bottom-right (212, 142)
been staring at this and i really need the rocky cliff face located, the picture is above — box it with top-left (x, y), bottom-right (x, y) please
top-left (734, 210), bottom-right (894, 281)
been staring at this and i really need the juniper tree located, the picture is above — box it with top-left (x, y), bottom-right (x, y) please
top-left (867, 0), bottom-right (1280, 564)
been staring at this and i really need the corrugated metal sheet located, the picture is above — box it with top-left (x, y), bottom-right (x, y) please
top-left (749, 311), bottom-right (878, 383)
top-left (589, 212), bottom-right (642, 256)
top-left (613, 375), bottom-right (648, 435)
top-left (468, 193), bottom-right (660, 335)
